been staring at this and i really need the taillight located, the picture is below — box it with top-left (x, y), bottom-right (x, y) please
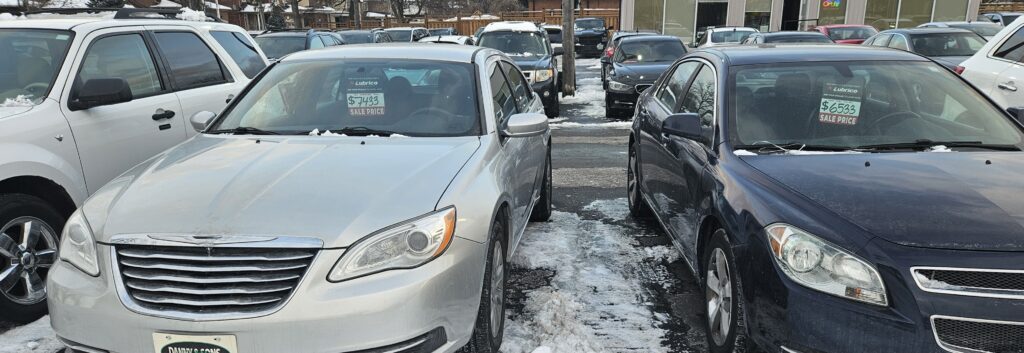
top-left (954, 65), bottom-right (966, 75)
top-left (604, 46), bottom-right (614, 57)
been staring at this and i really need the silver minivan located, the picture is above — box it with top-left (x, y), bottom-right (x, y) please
top-left (48, 44), bottom-right (552, 353)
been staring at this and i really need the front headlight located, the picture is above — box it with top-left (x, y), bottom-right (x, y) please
top-left (533, 69), bottom-right (554, 82)
top-left (607, 80), bottom-right (633, 92)
top-left (328, 207), bottom-right (456, 282)
top-left (766, 224), bottom-right (888, 306)
top-left (58, 210), bottom-right (100, 276)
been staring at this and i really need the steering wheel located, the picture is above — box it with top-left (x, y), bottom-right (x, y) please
top-left (408, 107), bottom-right (454, 129)
top-left (867, 111), bottom-right (923, 134)
top-left (23, 83), bottom-right (50, 97)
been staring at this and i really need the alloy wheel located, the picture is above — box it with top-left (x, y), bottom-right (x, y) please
top-left (706, 248), bottom-right (733, 346)
top-left (489, 242), bottom-right (506, 339)
top-left (0, 217), bottom-right (58, 305)
top-left (627, 148), bottom-right (639, 209)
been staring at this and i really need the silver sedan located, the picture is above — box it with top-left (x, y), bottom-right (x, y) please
top-left (47, 44), bottom-right (552, 353)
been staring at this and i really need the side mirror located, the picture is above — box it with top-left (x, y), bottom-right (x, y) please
top-left (662, 113), bottom-right (708, 144)
top-left (552, 46), bottom-right (564, 56)
top-left (1008, 107), bottom-right (1024, 123)
top-left (501, 113), bottom-right (549, 138)
top-left (69, 78), bottom-right (132, 111)
top-left (190, 111), bottom-right (217, 132)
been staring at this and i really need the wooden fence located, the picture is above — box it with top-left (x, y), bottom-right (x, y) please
top-left (980, 2), bottom-right (1024, 12)
top-left (330, 8), bottom-right (619, 35)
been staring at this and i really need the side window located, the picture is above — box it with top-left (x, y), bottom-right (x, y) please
top-left (679, 65), bottom-right (716, 121)
top-left (77, 33), bottom-right (163, 98)
top-left (152, 32), bottom-right (228, 89)
top-left (501, 62), bottom-right (530, 113)
top-left (310, 36), bottom-right (325, 49)
top-left (210, 31), bottom-right (266, 79)
top-left (489, 65), bottom-right (517, 124)
top-left (862, 37), bottom-right (875, 46)
top-left (872, 34), bottom-right (892, 47)
top-left (994, 28), bottom-right (1024, 62)
top-left (656, 61), bottom-right (700, 110)
top-left (889, 35), bottom-right (909, 51)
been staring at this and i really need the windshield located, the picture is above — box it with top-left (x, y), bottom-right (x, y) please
top-left (254, 36), bottom-right (305, 59)
top-left (910, 33), bottom-right (986, 56)
top-left (546, 29), bottom-right (562, 43)
top-left (614, 40), bottom-right (685, 63)
top-left (338, 32), bottom-right (372, 44)
top-left (429, 28), bottom-right (453, 36)
top-left (827, 27), bottom-right (878, 40)
top-left (210, 60), bottom-right (480, 136)
top-left (479, 31), bottom-right (549, 57)
top-left (767, 35), bottom-right (832, 43)
top-left (711, 30), bottom-right (756, 43)
top-left (952, 23), bottom-right (1003, 37)
top-left (385, 30), bottom-right (412, 42)
top-left (575, 19), bottom-right (605, 30)
top-left (1003, 15), bottom-right (1020, 24)
top-left (730, 62), bottom-right (1023, 150)
top-left (0, 29), bottom-right (73, 105)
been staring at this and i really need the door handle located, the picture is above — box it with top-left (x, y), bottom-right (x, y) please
top-left (152, 109), bottom-right (176, 121)
top-left (998, 82), bottom-right (1018, 92)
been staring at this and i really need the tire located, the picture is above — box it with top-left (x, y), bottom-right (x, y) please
top-left (530, 146), bottom-right (553, 222)
top-left (605, 94), bottom-right (617, 120)
top-left (702, 229), bottom-right (755, 353)
top-left (461, 217), bottom-right (508, 353)
top-left (627, 144), bottom-right (653, 219)
top-left (545, 91), bottom-right (560, 118)
top-left (0, 193), bottom-right (65, 324)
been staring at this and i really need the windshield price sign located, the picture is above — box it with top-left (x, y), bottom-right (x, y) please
top-left (347, 77), bottom-right (386, 117)
top-left (819, 83), bottom-right (862, 126)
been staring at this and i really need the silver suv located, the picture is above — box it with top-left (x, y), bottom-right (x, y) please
top-left (48, 44), bottom-right (552, 353)
top-left (0, 8), bottom-right (267, 323)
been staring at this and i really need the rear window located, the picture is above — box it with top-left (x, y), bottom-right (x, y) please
top-left (385, 30), bottom-right (412, 42)
top-left (211, 31), bottom-right (266, 79)
top-left (254, 36), bottom-right (306, 59)
top-left (910, 32), bottom-right (986, 57)
top-left (711, 30), bottom-right (756, 43)
top-left (153, 32), bottom-right (228, 89)
top-left (827, 27), bottom-right (878, 40)
top-left (766, 35), bottom-right (832, 43)
top-left (953, 23), bottom-right (1003, 37)
top-left (576, 19), bottom-right (605, 30)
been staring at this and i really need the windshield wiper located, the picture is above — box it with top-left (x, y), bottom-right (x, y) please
top-left (733, 142), bottom-right (854, 154)
top-left (205, 126), bottom-right (280, 135)
top-left (855, 140), bottom-right (1021, 151)
top-left (330, 126), bottom-right (398, 137)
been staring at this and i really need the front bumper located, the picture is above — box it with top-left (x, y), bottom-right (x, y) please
top-left (48, 236), bottom-right (487, 353)
top-left (575, 40), bottom-right (605, 56)
top-left (605, 90), bottom-right (639, 112)
top-left (531, 79), bottom-right (557, 107)
top-left (743, 236), bottom-right (1024, 353)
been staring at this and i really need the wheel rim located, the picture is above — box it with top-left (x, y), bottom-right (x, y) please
top-left (545, 155), bottom-right (552, 205)
top-left (489, 242), bottom-right (505, 338)
top-left (627, 148), bottom-right (639, 209)
top-left (0, 217), bottom-right (58, 305)
top-left (706, 248), bottom-right (733, 346)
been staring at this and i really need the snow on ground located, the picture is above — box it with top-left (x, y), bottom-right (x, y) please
top-left (0, 317), bottom-right (60, 353)
top-left (502, 199), bottom-right (678, 353)
top-left (550, 121), bottom-right (632, 130)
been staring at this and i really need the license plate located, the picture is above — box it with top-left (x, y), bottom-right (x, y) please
top-left (153, 333), bottom-right (238, 353)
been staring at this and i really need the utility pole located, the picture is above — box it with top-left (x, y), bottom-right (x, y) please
top-left (560, 0), bottom-right (576, 96)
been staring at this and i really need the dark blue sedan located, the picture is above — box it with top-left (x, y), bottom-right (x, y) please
top-left (627, 45), bottom-right (1024, 353)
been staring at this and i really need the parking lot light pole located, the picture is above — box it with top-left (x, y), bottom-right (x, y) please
top-left (561, 0), bottom-right (575, 96)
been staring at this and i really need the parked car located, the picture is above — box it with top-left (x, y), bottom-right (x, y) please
top-left (960, 16), bottom-right (1024, 109)
top-left (918, 21), bottom-right (1004, 40)
top-left (48, 43), bottom-right (553, 353)
top-left (543, 24), bottom-right (563, 53)
top-left (979, 12), bottom-right (1022, 26)
top-left (574, 17), bottom-right (611, 57)
top-left (628, 44), bottom-right (1024, 353)
top-left (478, 21), bottom-right (563, 117)
top-left (385, 27), bottom-right (430, 42)
top-left (0, 8), bottom-right (267, 323)
top-left (418, 35), bottom-right (475, 45)
top-left (694, 27), bottom-right (758, 47)
top-left (810, 24), bottom-right (878, 44)
top-left (742, 31), bottom-right (833, 44)
top-left (254, 29), bottom-right (343, 60)
top-left (429, 27), bottom-right (459, 36)
top-left (864, 28), bottom-right (986, 69)
top-left (605, 35), bottom-right (686, 119)
top-left (602, 31), bottom-right (657, 89)
top-left (336, 28), bottom-right (393, 43)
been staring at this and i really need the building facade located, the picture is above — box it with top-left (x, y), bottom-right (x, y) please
top-left (621, 0), bottom-right (983, 41)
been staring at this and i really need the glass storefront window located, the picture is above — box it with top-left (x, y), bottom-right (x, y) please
top-left (866, 0), bottom-right (969, 30)
top-left (665, 0), bottom-right (697, 43)
top-left (745, 0), bottom-right (772, 32)
top-left (900, 0), bottom-right (934, 28)
top-left (633, 0), bottom-right (664, 33)
top-left (819, 0), bottom-right (848, 26)
top-left (866, 0), bottom-right (899, 30)
top-left (933, 0), bottom-right (969, 22)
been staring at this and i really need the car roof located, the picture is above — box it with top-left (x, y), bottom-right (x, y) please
top-left (259, 31), bottom-right (310, 37)
top-left (618, 35), bottom-right (681, 43)
top-left (483, 21), bottom-right (541, 33)
top-left (576, 17), bottom-right (602, 21)
top-left (762, 31), bottom-right (827, 37)
top-left (707, 27), bottom-right (758, 32)
top-left (418, 35), bottom-right (471, 42)
top-left (702, 45), bottom-right (928, 66)
top-left (881, 28), bottom-right (974, 35)
top-left (817, 24), bottom-right (875, 28)
top-left (280, 43), bottom-right (487, 63)
top-left (0, 15), bottom-right (244, 32)
top-left (386, 27), bottom-right (423, 30)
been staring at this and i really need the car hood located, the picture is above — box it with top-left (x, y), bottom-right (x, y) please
top-left (743, 152), bottom-right (1024, 251)
top-left (0, 105), bottom-right (35, 119)
top-left (612, 63), bottom-right (673, 83)
top-left (93, 135), bottom-right (480, 248)
top-left (511, 56), bottom-right (552, 70)
top-left (931, 56), bottom-right (971, 69)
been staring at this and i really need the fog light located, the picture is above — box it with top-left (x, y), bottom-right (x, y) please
top-left (543, 90), bottom-right (550, 97)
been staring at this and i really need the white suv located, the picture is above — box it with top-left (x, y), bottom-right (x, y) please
top-left (0, 8), bottom-right (267, 323)
top-left (959, 16), bottom-right (1024, 110)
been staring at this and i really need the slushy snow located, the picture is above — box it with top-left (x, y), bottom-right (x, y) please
top-left (0, 317), bottom-right (60, 353)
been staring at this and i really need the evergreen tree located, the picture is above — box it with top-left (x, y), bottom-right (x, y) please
top-left (266, 4), bottom-right (286, 29)
top-left (86, 0), bottom-right (125, 8)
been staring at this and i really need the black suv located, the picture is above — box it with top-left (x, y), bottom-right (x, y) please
top-left (254, 29), bottom-right (344, 60)
top-left (574, 17), bottom-right (611, 58)
top-left (478, 22), bottom-right (565, 117)
top-left (336, 28), bottom-right (393, 44)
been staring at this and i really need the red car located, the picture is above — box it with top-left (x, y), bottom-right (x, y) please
top-left (810, 24), bottom-right (878, 44)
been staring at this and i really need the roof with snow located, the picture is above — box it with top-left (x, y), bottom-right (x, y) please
top-left (482, 21), bottom-right (540, 33)
top-left (281, 43), bottom-right (492, 63)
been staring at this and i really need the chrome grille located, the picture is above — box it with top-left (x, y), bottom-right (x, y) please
top-left (113, 245), bottom-right (317, 319)
top-left (933, 316), bottom-right (1024, 353)
top-left (578, 36), bottom-right (602, 45)
top-left (913, 267), bottom-right (1024, 300)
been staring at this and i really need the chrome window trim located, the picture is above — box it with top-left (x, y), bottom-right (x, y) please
top-left (931, 315), bottom-right (1024, 353)
top-left (912, 266), bottom-right (1024, 300)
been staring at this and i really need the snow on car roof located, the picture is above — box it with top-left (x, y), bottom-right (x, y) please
top-left (483, 21), bottom-right (541, 33)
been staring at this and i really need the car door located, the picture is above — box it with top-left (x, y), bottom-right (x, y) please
top-left (637, 61), bottom-right (700, 214)
top-left (500, 61), bottom-right (546, 234)
top-left (147, 27), bottom-right (242, 137)
top-left (59, 28), bottom-right (186, 193)
top-left (489, 60), bottom-right (529, 245)
top-left (990, 28), bottom-right (1024, 108)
